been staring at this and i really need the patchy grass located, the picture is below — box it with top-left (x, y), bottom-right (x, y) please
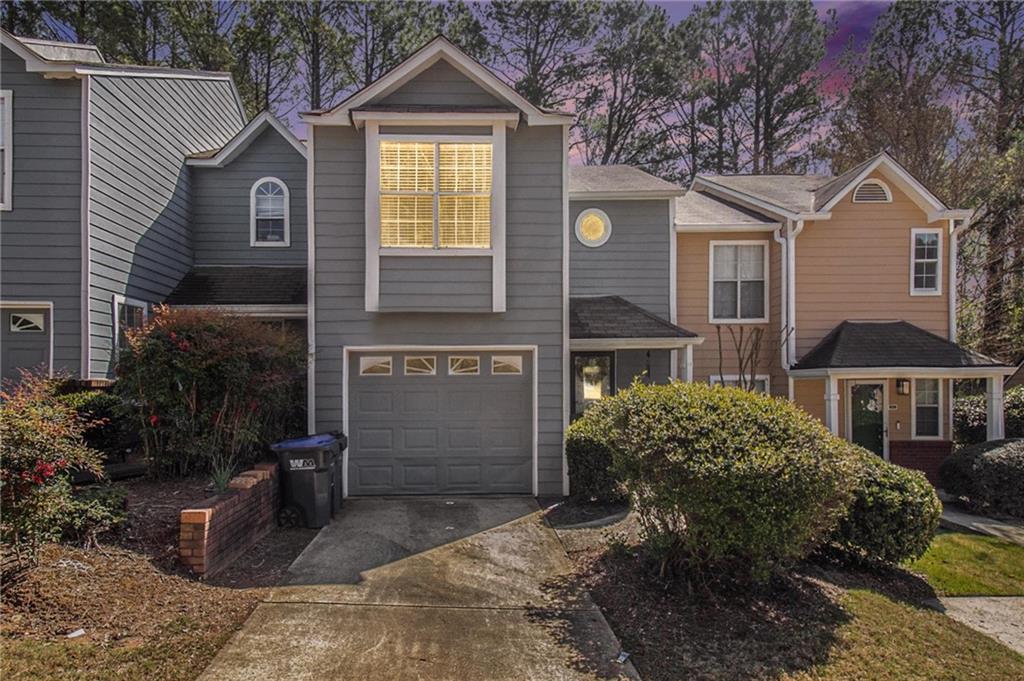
top-left (908, 530), bottom-right (1024, 596)
top-left (1, 476), bottom-right (315, 681)
top-left (557, 520), bottom-right (1024, 680)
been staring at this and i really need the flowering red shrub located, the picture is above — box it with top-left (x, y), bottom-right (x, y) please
top-left (1, 370), bottom-right (104, 561)
top-left (114, 306), bottom-right (305, 478)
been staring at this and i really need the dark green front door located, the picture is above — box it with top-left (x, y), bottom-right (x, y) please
top-left (850, 382), bottom-right (885, 457)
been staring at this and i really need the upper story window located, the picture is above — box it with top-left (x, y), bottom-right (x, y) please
top-left (1, 90), bottom-right (12, 211)
top-left (709, 241), bottom-right (768, 323)
top-left (911, 228), bottom-right (941, 295)
top-left (852, 179), bottom-right (892, 203)
top-left (575, 208), bottom-right (612, 247)
top-left (250, 177), bottom-right (290, 247)
top-left (379, 140), bottom-right (492, 249)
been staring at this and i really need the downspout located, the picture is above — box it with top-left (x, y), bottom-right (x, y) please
top-left (787, 220), bottom-right (804, 367)
top-left (948, 217), bottom-right (968, 342)
top-left (772, 225), bottom-right (788, 373)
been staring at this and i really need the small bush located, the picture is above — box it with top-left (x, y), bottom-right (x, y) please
top-left (565, 405), bottom-right (626, 503)
top-left (57, 389), bottom-right (135, 458)
top-left (586, 381), bottom-right (857, 585)
top-left (0, 370), bottom-right (104, 563)
top-left (114, 306), bottom-right (305, 478)
top-left (62, 485), bottom-right (128, 546)
top-left (954, 385), bottom-right (1024, 446)
top-left (939, 439), bottom-right (1024, 518)
top-left (828, 447), bottom-right (941, 566)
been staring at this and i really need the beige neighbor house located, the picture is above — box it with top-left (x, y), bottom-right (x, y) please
top-left (676, 152), bottom-right (1015, 483)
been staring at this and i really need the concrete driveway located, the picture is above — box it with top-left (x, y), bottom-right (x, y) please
top-left (199, 497), bottom-right (639, 681)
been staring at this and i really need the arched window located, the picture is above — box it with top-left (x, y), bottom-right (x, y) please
top-left (250, 177), bottom-right (290, 246)
top-left (852, 179), bottom-right (892, 203)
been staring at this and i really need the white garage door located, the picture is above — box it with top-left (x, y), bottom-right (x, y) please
top-left (347, 350), bottom-right (533, 495)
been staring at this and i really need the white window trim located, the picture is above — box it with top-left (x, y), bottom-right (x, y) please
top-left (403, 355), bottom-right (437, 376)
top-left (448, 355), bottom-right (480, 375)
top-left (708, 240), bottom-right (770, 324)
top-left (911, 377), bottom-right (944, 440)
top-left (492, 355), bottom-right (523, 375)
top-left (852, 178), bottom-right (892, 203)
top-left (112, 294), bottom-right (148, 356)
top-left (358, 355), bottom-right (393, 376)
top-left (1, 90), bottom-right (12, 211)
top-left (250, 176), bottom-right (291, 248)
top-left (910, 227), bottom-right (942, 296)
top-left (574, 208), bottom-right (612, 247)
top-left (710, 374), bottom-right (770, 393)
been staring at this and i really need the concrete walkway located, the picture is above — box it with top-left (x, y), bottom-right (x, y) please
top-left (936, 597), bottom-right (1024, 655)
top-left (199, 497), bottom-right (639, 681)
top-left (940, 505), bottom-right (1024, 547)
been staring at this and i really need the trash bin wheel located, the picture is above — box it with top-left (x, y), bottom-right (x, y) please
top-left (278, 505), bottom-right (303, 528)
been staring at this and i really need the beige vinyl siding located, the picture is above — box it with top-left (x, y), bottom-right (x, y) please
top-left (676, 230), bottom-right (785, 396)
top-left (795, 172), bottom-right (950, 357)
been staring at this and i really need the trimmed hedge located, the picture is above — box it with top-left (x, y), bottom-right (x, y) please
top-left (939, 439), bottom-right (1024, 518)
top-left (954, 385), bottom-right (1024, 446)
top-left (565, 405), bottom-right (626, 503)
top-left (828, 447), bottom-right (941, 566)
top-left (591, 381), bottom-right (858, 584)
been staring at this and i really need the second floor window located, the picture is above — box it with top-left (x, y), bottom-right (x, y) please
top-left (911, 228), bottom-right (941, 295)
top-left (380, 140), bottom-right (492, 249)
top-left (710, 242), bottom-right (768, 322)
top-left (251, 177), bottom-right (290, 246)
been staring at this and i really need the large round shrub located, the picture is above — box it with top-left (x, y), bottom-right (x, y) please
top-left (592, 381), bottom-right (857, 584)
top-left (828, 446), bottom-right (941, 566)
top-left (565, 403), bottom-right (626, 502)
top-left (939, 439), bottom-right (1024, 518)
top-left (954, 385), bottom-right (1023, 445)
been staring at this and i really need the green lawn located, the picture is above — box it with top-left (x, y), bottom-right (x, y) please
top-left (908, 530), bottom-right (1024, 597)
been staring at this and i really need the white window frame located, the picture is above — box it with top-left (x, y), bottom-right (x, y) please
top-left (448, 355), bottom-right (480, 375)
top-left (911, 377), bottom-right (943, 440)
top-left (708, 240), bottom-right (770, 324)
top-left (1, 90), bottom-right (12, 211)
top-left (710, 374), bottom-right (770, 393)
top-left (574, 208), bottom-right (612, 248)
top-left (250, 176), bottom-right (290, 247)
top-left (359, 355), bottom-right (393, 376)
top-left (403, 355), bottom-right (437, 376)
top-left (112, 294), bottom-right (148, 356)
top-left (910, 227), bottom-right (942, 296)
top-left (852, 179), bottom-right (892, 203)
top-left (491, 355), bottom-right (523, 375)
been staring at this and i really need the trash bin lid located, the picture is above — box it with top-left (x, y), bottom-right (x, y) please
top-left (271, 433), bottom-right (336, 450)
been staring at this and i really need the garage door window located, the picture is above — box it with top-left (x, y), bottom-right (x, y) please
top-left (359, 356), bottom-right (392, 376)
top-left (10, 313), bottom-right (44, 332)
top-left (404, 355), bottom-right (436, 375)
top-left (448, 356), bottom-right (480, 375)
top-left (492, 356), bottom-right (522, 375)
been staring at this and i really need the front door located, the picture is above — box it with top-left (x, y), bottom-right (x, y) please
top-left (849, 382), bottom-right (886, 457)
top-left (571, 352), bottom-right (615, 420)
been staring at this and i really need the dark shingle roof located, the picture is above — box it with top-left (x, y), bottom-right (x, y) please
top-left (570, 296), bottom-right (697, 340)
top-left (165, 267), bottom-right (306, 306)
top-left (793, 321), bottom-right (1006, 370)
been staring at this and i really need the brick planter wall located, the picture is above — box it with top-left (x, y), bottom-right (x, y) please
top-left (889, 440), bottom-right (953, 486)
top-left (179, 462), bottom-right (279, 578)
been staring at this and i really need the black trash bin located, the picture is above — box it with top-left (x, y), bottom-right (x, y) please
top-left (270, 433), bottom-right (345, 529)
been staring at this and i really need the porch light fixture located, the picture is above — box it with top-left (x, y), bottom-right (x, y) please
top-left (896, 379), bottom-right (911, 395)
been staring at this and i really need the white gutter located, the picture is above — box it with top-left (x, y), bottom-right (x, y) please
top-left (948, 217), bottom-right (970, 342)
top-left (569, 337), bottom-right (704, 351)
top-left (773, 226), bottom-right (788, 373)
top-left (787, 220), bottom-right (804, 367)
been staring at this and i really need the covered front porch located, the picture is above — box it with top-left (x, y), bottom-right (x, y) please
top-left (789, 321), bottom-right (1014, 483)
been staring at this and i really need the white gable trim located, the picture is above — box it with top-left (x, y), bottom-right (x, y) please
top-left (820, 152), bottom-right (949, 218)
top-left (691, 177), bottom-right (821, 222)
top-left (186, 112), bottom-right (306, 167)
top-left (302, 37), bottom-right (572, 127)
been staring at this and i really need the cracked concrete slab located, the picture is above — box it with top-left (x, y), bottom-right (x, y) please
top-left (199, 497), bottom-right (638, 681)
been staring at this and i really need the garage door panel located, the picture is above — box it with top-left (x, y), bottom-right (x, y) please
top-left (348, 351), bottom-right (533, 495)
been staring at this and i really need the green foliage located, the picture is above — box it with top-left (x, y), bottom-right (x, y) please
top-left (940, 439), bottom-right (1024, 518)
top-left (827, 447), bottom-right (941, 566)
top-left (114, 306), bottom-right (305, 479)
top-left (56, 389), bottom-right (135, 458)
top-left (0, 370), bottom-right (104, 562)
top-left (953, 385), bottom-right (1024, 445)
top-left (565, 408), bottom-right (626, 503)
top-left (62, 485), bottom-right (129, 547)
top-left (581, 381), bottom-right (857, 585)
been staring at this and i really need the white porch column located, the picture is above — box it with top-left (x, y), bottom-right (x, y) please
top-left (684, 345), bottom-right (694, 382)
top-left (987, 376), bottom-right (1005, 440)
top-left (824, 375), bottom-right (840, 435)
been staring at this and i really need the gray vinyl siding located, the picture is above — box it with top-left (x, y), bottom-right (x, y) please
top-left (0, 46), bottom-right (82, 376)
top-left (377, 61), bottom-right (505, 108)
top-left (313, 123), bottom-right (566, 496)
top-left (378, 256), bottom-right (492, 311)
top-left (87, 75), bottom-right (243, 376)
top-left (569, 199), bottom-right (672, 320)
top-left (191, 126), bottom-right (307, 265)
